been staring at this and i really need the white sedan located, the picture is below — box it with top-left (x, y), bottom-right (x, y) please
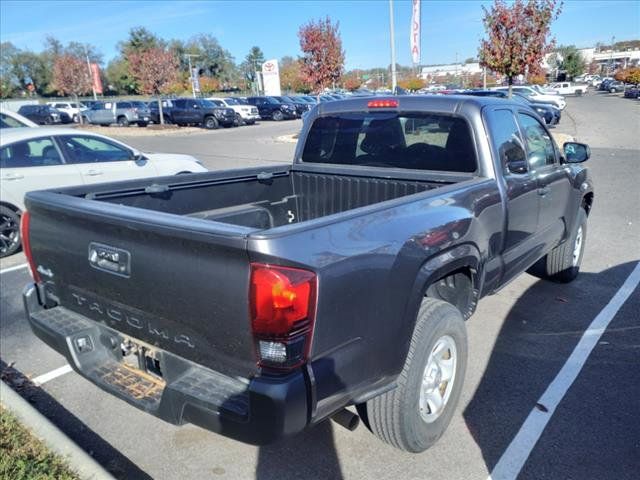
top-left (0, 127), bottom-right (207, 257)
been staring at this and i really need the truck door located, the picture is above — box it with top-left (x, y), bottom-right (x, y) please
top-left (171, 99), bottom-right (187, 123)
top-left (484, 108), bottom-right (541, 283)
top-left (516, 112), bottom-right (571, 254)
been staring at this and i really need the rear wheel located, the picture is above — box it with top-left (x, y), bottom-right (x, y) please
top-left (234, 113), bottom-right (244, 126)
top-left (367, 298), bottom-right (467, 452)
top-left (0, 206), bottom-right (21, 258)
top-left (82, 116), bottom-right (90, 124)
top-left (43, 116), bottom-right (53, 125)
top-left (272, 110), bottom-right (284, 121)
top-left (117, 116), bottom-right (129, 127)
top-left (530, 208), bottom-right (588, 283)
top-left (204, 116), bottom-right (219, 129)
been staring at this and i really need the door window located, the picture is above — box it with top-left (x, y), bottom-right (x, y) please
top-left (485, 109), bottom-right (527, 173)
top-left (517, 113), bottom-right (556, 169)
top-left (58, 136), bottom-right (133, 164)
top-left (0, 138), bottom-right (63, 168)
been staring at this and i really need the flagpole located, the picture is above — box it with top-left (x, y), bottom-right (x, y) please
top-left (389, 0), bottom-right (397, 92)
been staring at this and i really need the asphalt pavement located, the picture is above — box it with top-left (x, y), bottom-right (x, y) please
top-left (1, 93), bottom-right (639, 480)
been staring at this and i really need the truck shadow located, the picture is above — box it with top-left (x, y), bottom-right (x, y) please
top-left (0, 360), bottom-right (153, 480)
top-left (255, 420), bottom-right (343, 480)
top-left (463, 261), bottom-right (639, 476)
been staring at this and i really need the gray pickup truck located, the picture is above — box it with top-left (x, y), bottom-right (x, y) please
top-left (21, 96), bottom-right (593, 453)
top-left (83, 101), bottom-right (150, 127)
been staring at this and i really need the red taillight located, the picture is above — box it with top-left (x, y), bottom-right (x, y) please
top-left (367, 99), bottom-right (398, 108)
top-left (19, 212), bottom-right (41, 283)
top-left (250, 263), bottom-right (317, 369)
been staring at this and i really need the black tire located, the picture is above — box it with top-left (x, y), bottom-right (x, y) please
top-left (82, 116), bottom-right (90, 124)
top-left (117, 116), bottom-right (129, 127)
top-left (367, 297), bottom-right (468, 453)
top-left (610, 88), bottom-right (616, 93)
top-left (100, 124), bottom-right (110, 127)
top-left (0, 206), bottom-right (21, 258)
top-left (576, 90), bottom-right (583, 97)
top-left (246, 120), bottom-right (256, 125)
top-left (204, 116), bottom-right (218, 130)
top-left (72, 114), bottom-right (79, 123)
top-left (137, 122), bottom-right (148, 128)
top-left (234, 113), bottom-right (244, 126)
top-left (534, 208), bottom-right (588, 283)
top-left (272, 110), bottom-right (284, 121)
top-left (44, 116), bottom-right (53, 125)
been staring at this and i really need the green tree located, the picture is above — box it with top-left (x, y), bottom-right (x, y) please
top-left (0, 42), bottom-right (20, 98)
top-left (241, 46), bottom-right (265, 86)
top-left (550, 45), bottom-right (586, 79)
top-left (105, 57), bottom-right (137, 94)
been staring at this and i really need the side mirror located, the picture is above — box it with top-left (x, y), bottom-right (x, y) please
top-left (506, 160), bottom-right (527, 174)
top-left (563, 142), bottom-right (590, 163)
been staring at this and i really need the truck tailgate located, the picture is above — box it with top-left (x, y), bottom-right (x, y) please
top-left (26, 192), bottom-right (259, 378)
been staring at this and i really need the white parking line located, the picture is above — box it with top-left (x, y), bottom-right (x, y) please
top-left (32, 365), bottom-right (73, 386)
top-left (488, 262), bottom-right (640, 480)
top-left (0, 263), bottom-right (28, 275)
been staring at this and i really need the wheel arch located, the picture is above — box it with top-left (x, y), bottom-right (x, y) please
top-left (0, 201), bottom-right (22, 215)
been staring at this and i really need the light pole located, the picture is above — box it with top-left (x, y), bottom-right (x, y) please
top-left (609, 36), bottom-right (615, 76)
top-left (389, 0), bottom-right (397, 92)
top-left (84, 45), bottom-right (97, 101)
top-left (185, 54), bottom-right (200, 98)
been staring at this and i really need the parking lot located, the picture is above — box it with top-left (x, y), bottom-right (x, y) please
top-left (1, 92), bottom-right (639, 480)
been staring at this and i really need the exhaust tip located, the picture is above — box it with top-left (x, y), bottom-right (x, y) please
top-left (331, 409), bottom-right (360, 431)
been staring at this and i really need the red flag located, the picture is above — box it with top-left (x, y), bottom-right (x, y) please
top-left (91, 63), bottom-right (103, 94)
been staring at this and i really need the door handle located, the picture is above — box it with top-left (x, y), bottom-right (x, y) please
top-left (86, 170), bottom-right (103, 176)
top-left (1, 174), bottom-right (24, 180)
top-left (537, 186), bottom-right (550, 196)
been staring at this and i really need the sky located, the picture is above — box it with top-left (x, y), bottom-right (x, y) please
top-left (1, 0), bottom-right (639, 69)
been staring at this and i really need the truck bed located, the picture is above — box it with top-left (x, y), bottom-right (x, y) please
top-left (86, 169), bottom-right (440, 230)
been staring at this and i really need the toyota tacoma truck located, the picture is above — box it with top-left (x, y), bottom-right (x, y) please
top-left (21, 96), bottom-right (593, 453)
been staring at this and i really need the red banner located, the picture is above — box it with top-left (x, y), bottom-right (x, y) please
top-left (91, 63), bottom-right (103, 94)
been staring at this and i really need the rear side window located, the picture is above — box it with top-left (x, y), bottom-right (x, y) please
top-left (485, 109), bottom-right (527, 173)
top-left (59, 136), bottom-right (133, 164)
top-left (0, 138), bottom-right (63, 168)
top-left (301, 112), bottom-right (477, 173)
top-left (118, 102), bottom-right (132, 109)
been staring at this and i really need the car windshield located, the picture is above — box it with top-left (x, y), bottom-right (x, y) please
top-left (224, 98), bottom-right (240, 105)
top-left (302, 112), bottom-right (477, 173)
top-left (265, 97), bottom-right (280, 104)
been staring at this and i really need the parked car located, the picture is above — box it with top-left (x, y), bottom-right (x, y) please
top-left (169, 98), bottom-right (236, 128)
top-left (274, 96), bottom-right (311, 117)
top-left (19, 96), bottom-right (593, 453)
top-left (548, 82), bottom-right (588, 96)
top-left (596, 78), bottom-right (615, 90)
top-left (47, 101), bottom-right (88, 122)
top-left (0, 127), bottom-right (207, 257)
top-left (83, 101), bottom-right (149, 127)
top-left (623, 84), bottom-right (640, 98)
top-left (246, 96), bottom-right (297, 121)
top-left (461, 90), bottom-right (561, 125)
top-left (17, 105), bottom-right (62, 125)
top-left (206, 97), bottom-right (260, 125)
top-left (0, 109), bottom-right (39, 128)
top-left (495, 86), bottom-right (567, 110)
top-left (55, 109), bottom-right (73, 124)
top-left (605, 80), bottom-right (625, 93)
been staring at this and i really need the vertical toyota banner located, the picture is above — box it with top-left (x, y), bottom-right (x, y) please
top-left (262, 59), bottom-right (281, 96)
top-left (90, 63), bottom-right (103, 94)
top-left (411, 0), bottom-right (421, 65)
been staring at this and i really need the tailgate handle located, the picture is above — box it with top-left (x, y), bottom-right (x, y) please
top-left (89, 243), bottom-right (131, 277)
top-left (87, 169), bottom-right (103, 176)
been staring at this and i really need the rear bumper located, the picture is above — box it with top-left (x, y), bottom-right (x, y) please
top-left (23, 284), bottom-right (310, 445)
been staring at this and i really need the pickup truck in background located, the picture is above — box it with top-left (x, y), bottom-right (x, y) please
top-left (83, 101), bottom-right (149, 128)
top-left (21, 96), bottom-right (594, 453)
top-left (550, 82), bottom-right (588, 96)
top-left (169, 98), bottom-right (236, 129)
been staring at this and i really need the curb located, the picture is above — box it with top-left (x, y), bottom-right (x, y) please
top-left (1, 380), bottom-right (115, 480)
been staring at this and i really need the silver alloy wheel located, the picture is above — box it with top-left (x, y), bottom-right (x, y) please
top-left (572, 226), bottom-right (583, 267)
top-left (419, 335), bottom-right (457, 423)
